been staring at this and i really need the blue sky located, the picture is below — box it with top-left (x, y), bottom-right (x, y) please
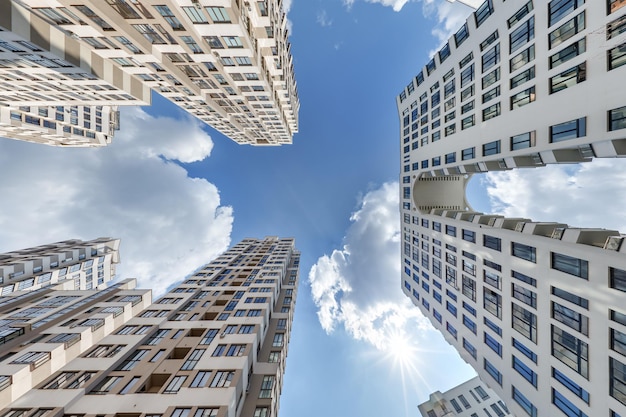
top-left (3, 1), bottom-right (626, 416)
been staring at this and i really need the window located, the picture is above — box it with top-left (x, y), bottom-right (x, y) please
top-left (551, 252), bottom-right (588, 278)
top-left (181, 349), bottom-right (205, 370)
top-left (511, 87), bottom-right (535, 109)
top-left (609, 14), bottom-right (626, 40)
top-left (464, 315), bottom-right (477, 334)
top-left (510, 17), bottom-right (534, 53)
top-left (482, 86), bottom-right (500, 104)
top-left (43, 371), bottom-right (78, 389)
top-left (552, 325), bottom-right (588, 378)
top-left (439, 43), bottom-right (451, 63)
top-left (608, 42), bottom-right (626, 71)
top-left (483, 235), bottom-right (501, 251)
top-left (550, 118), bottom-right (586, 143)
top-left (550, 64), bottom-right (586, 94)
top-left (483, 288), bottom-right (502, 319)
top-left (154, 5), bottom-right (184, 30)
top-left (511, 67), bottom-right (535, 89)
top-left (461, 64), bottom-right (475, 87)
top-left (511, 131), bottom-right (536, 150)
top-left (462, 115), bottom-right (475, 130)
top-left (484, 332), bottom-right (502, 356)
top-left (475, 0), bottom-right (494, 27)
top-left (463, 338), bottom-right (477, 358)
top-left (164, 375), bottom-right (187, 393)
top-left (482, 104), bottom-right (500, 121)
top-left (549, 0), bottom-right (585, 27)
top-left (609, 106), bottom-right (626, 131)
top-left (508, 1), bottom-right (534, 28)
top-left (462, 277), bottom-right (476, 301)
top-left (510, 45), bottom-right (535, 72)
top-left (552, 388), bottom-right (588, 417)
top-left (512, 242), bottom-right (536, 262)
top-left (450, 399), bottom-right (462, 413)
top-left (513, 338), bottom-right (537, 363)
top-left (259, 375), bottom-right (274, 398)
top-left (513, 283), bottom-right (537, 308)
top-left (550, 38), bottom-right (586, 69)
top-left (611, 357), bottom-right (626, 406)
top-left (484, 270), bottom-right (501, 290)
top-left (513, 303), bottom-right (537, 342)
top-left (553, 367), bottom-right (590, 404)
top-left (206, 7), bottom-right (231, 23)
top-left (210, 371), bottom-right (234, 387)
top-left (513, 356), bottom-right (537, 387)
top-left (84, 345), bottom-right (124, 358)
top-left (273, 333), bottom-right (284, 347)
top-left (513, 386), bottom-right (537, 417)
top-left (455, 23), bottom-right (470, 46)
top-left (485, 317), bottom-right (502, 336)
top-left (482, 44), bottom-right (500, 73)
top-left (484, 358), bottom-right (502, 385)
top-left (462, 147), bottom-right (475, 160)
top-left (116, 349), bottom-right (148, 370)
top-left (90, 376), bottom-right (122, 394)
top-left (182, 6), bottom-right (208, 23)
top-left (549, 12), bottom-right (585, 49)
top-left (552, 287), bottom-right (588, 308)
top-left (552, 302), bottom-right (588, 335)
top-left (11, 351), bottom-right (50, 367)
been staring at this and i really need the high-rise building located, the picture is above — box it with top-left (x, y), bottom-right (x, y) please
top-left (397, 1), bottom-right (626, 416)
top-left (0, 236), bottom-right (299, 417)
top-left (0, 0), bottom-right (299, 146)
top-left (0, 238), bottom-right (120, 294)
top-left (418, 376), bottom-right (512, 417)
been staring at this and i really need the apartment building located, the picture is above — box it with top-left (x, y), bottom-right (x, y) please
top-left (0, 0), bottom-right (299, 147)
top-left (0, 236), bottom-right (299, 417)
top-left (418, 376), bottom-right (512, 417)
top-left (0, 238), bottom-right (120, 294)
top-left (397, 0), bottom-right (626, 416)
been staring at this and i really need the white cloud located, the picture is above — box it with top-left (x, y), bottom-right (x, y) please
top-left (423, 0), bottom-right (473, 55)
top-left (0, 107), bottom-right (233, 296)
top-left (343, 0), bottom-right (409, 12)
top-left (316, 9), bottom-right (333, 27)
top-left (483, 159), bottom-right (626, 232)
top-left (309, 182), bottom-right (431, 351)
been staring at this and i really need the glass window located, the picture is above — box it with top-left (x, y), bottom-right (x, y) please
top-left (511, 131), bottom-right (536, 150)
top-left (552, 325), bottom-right (588, 378)
top-left (552, 367), bottom-right (589, 403)
top-left (512, 242), bottom-right (536, 262)
top-left (508, 1), bottom-right (533, 28)
top-left (550, 118), bottom-right (586, 143)
top-left (550, 38), bottom-right (586, 69)
top-left (513, 356), bottom-right (537, 387)
top-left (549, 0), bottom-right (585, 27)
top-left (510, 17), bottom-right (534, 53)
top-left (484, 332), bottom-right (502, 356)
top-left (512, 386), bottom-right (537, 417)
top-left (484, 288), bottom-right (502, 319)
top-left (551, 252), bottom-right (588, 278)
top-left (512, 303), bottom-right (537, 342)
top-left (550, 63), bottom-right (586, 94)
top-left (511, 87), bottom-right (536, 109)
top-left (611, 357), bottom-right (626, 406)
top-left (552, 388), bottom-right (588, 417)
top-left (482, 103), bottom-right (501, 121)
top-left (205, 7), bottom-right (231, 23)
top-left (552, 301), bottom-right (588, 335)
top-left (484, 235), bottom-right (502, 250)
top-left (484, 358), bottom-right (502, 385)
top-left (549, 12), bottom-right (586, 49)
top-left (552, 287), bottom-right (588, 308)
top-left (455, 24), bottom-right (470, 47)
top-left (608, 42), bottom-right (626, 71)
top-left (609, 106), bottom-right (626, 131)
top-left (482, 44), bottom-right (500, 73)
top-left (513, 283), bottom-right (537, 308)
top-left (513, 338), bottom-right (537, 363)
top-left (510, 45), bottom-right (535, 72)
top-left (475, 0), bottom-right (494, 27)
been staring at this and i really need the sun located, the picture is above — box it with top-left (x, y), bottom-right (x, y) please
top-left (386, 332), bottom-right (417, 365)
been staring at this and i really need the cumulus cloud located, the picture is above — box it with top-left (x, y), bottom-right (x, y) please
top-left (309, 182), bottom-right (431, 350)
top-left (0, 107), bottom-right (233, 296)
top-left (484, 159), bottom-right (626, 232)
top-left (343, 0), bottom-right (409, 12)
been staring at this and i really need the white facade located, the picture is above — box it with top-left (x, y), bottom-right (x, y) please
top-left (398, 1), bottom-right (626, 417)
top-left (2, 0), bottom-right (299, 147)
top-left (0, 237), bottom-right (120, 294)
top-left (418, 376), bottom-right (512, 417)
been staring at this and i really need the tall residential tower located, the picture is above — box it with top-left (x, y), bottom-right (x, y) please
top-left (0, 0), bottom-right (299, 146)
top-left (398, 0), bottom-right (626, 416)
top-left (0, 236), bottom-right (299, 417)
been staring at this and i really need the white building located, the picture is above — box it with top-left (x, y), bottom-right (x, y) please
top-left (0, 237), bottom-right (120, 294)
top-left (1, 0), bottom-right (299, 146)
top-left (418, 376), bottom-right (512, 417)
top-left (398, 0), bottom-right (626, 416)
